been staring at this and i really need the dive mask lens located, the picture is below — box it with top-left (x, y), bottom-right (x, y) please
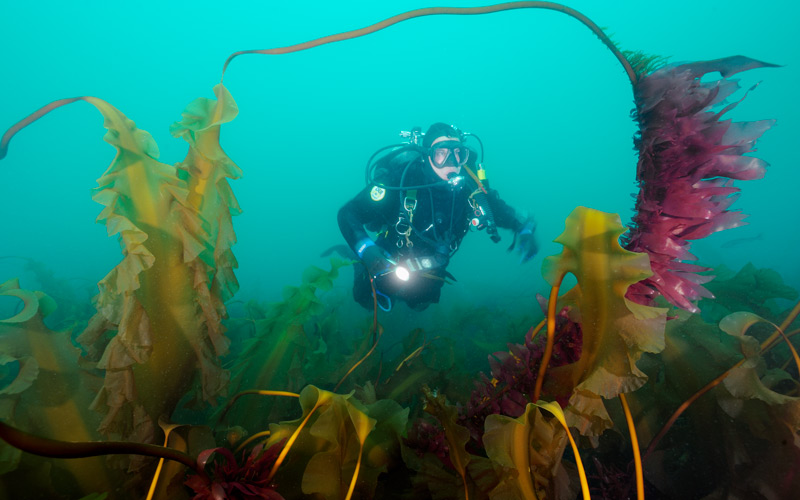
top-left (429, 141), bottom-right (469, 168)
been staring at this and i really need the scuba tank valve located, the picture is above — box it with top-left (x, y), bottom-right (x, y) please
top-left (399, 126), bottom-right (423, 146)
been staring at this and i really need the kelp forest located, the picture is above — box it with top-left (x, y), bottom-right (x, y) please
top-left (1, 3), bottom-right (797, 500)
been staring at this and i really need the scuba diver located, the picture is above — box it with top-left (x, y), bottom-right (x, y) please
top-left (338, 122), bottom-right (538, 312)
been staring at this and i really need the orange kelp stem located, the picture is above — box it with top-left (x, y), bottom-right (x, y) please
top-left (220, 2), bottom-right (637, 86)
top-left (533, 281), bottom-right (563, 402)
top-left (234, 430), bottom-right (272, 454)
top-left (217, 389), bottom-right (300, 425)
top-left (619, 393), bottom-right (645, 500)
top-left (265, 392), bottom-right (333, 483)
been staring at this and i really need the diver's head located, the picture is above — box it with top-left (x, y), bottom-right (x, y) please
top-left (423, 122), bottom-right (469, 181)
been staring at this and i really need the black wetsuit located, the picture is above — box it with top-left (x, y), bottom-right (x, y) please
top-left (338, 148), bottom-right (524, 310)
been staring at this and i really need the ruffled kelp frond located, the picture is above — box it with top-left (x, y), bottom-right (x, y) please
top-left (623, 56), bottom-right (779, 313)
top-left (541, 207), bottom-right (668, 435)
top-left (168, 83), bottom-right (242, 403)
top-left (71, 90), bottom-right (239, 448)
top-left (483, 403), bottom-right (571, 500)
top-left (0, 87), bottom-right (240, 450)
top-left (0, 280), bottom-right (117, 496)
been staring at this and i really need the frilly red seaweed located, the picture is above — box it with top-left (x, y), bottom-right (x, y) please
top-left (623, 56), bottom-right (778, 313)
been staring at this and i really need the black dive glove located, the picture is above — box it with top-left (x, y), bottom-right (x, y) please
top-left (513, 218), bottom-right (539, 264)
top-left (360, 243), bottom-right (393, 278)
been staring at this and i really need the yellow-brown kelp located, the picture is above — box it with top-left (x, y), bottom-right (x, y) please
top-left (1, 85), bottom-right (240, 451)
top-left (0, 279), bottom-right (115, 496)
top-left (541, 207), bottom-right (668, 436)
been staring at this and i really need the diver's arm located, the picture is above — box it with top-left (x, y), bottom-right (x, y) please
top-left (338, 185), bottom-right (397, 255)
top-left (485, 188), bottom-right (538, 262)
top-left (485, 188), bottom-right (527, 232)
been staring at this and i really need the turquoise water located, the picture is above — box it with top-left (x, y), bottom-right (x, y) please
top-left (1, 2), bottom-right (799, 499)
top-left (2, 0), bottom-right (796, 314)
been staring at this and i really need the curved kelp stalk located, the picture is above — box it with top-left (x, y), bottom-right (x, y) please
top-left (0, 86), bottom-right (240, 449)
top-left (219, 2), bottom-right (638, 86)
top-left (541, 207), bottom-right (668, 436)
top-left (0, 420), bottom-right (199, 471)
top-left (217, 4), bottom-right (778, 315)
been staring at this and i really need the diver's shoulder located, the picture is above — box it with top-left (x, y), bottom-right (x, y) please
top-left (373, 149), bottom-right (422, 182)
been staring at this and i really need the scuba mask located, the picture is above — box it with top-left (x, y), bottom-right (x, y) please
top-left (428, 140), bottom-right (470, 168)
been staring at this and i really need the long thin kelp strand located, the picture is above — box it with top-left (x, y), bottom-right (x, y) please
top-left (767, 320), bottom-right (800, 379)
top-left (234, 430), bottom-right (272, 454)
top-left (533, 280), bottom-right (563, 402)
top-left (216, 390), bottom-right (300, 425)
top-left (0, 98), bottom-right (84, 160)
top-left (643, 362), bottom-right (736, 462)
top-left (781, 299), bottom-right (800, 331)
top-left (146, 422), bottom-right (185, 500)
top-left (527, 318), bottom-right (547, 342)
top-left (767, 298), bottom-right (800, 351)
top-left (220, 2), bottom-right (637, 86)
top-left (0, 421), bottom-right (199, 473)
top-left (266, 397), bottom-right (330, 483)
top-left (335, 277), bottom-right (384, 391)
top-left (779, 329), bottom-right (800, 372)
top-left (619, 393), bottom-right (644, 500)
top-left (344, 442), bottom-right (365, 500)
top-left (335, 323), bottom-right (384, 392)
top-left (535, 401), bottom-right (590, 500)
top-left (371, 276), bottom-right (379, 344)
top-left (643, 301), bottom-right (800, 461)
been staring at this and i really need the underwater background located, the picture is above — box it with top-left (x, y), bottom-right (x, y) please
top-left (1, 1), bottom-right (799, 499)
top-left (2, 0), bottom-right (797, 315)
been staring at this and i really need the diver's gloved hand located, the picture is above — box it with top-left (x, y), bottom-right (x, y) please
top-left (359, 242), bottom-right (393, 278)
top-left (515, 219), bottom-right (539, 264)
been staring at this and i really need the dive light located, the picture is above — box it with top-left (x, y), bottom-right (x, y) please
top-left (375, 264), bottom-right (410, 282)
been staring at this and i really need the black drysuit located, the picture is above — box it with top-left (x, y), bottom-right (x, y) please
top-left (338, 149), bottom-right (524, 310)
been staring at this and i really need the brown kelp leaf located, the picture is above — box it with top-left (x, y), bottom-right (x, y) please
top-left (264, 385), bottom-right (386, 500)
top-left (563, 389), bottom-right (612, 438)
top-left (0, 279), bottom-right (42, 324)
top-left (0, 354), bottom-right (39, 396)
top-left (34, 87), bottom-right (243, 448)
top-left (362, 398), bottom-right (408, 470)
top-left (719, 311), bottom-right (798, 407)
top-left (701, 263), bottom-right (799, 323)
top-left (483, 403), bottom-right (568, 500)
top-left (542, 207), bottom-right (667, 434)
top-left (421, 386), bottom-right (472, 498)
top-left (0, 281), bottom-right (115, 495)
top-left (225, 259), bottom-right (350, 429)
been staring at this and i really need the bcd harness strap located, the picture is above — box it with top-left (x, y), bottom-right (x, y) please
top-left (395, 189), bottom-right (416, 248)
